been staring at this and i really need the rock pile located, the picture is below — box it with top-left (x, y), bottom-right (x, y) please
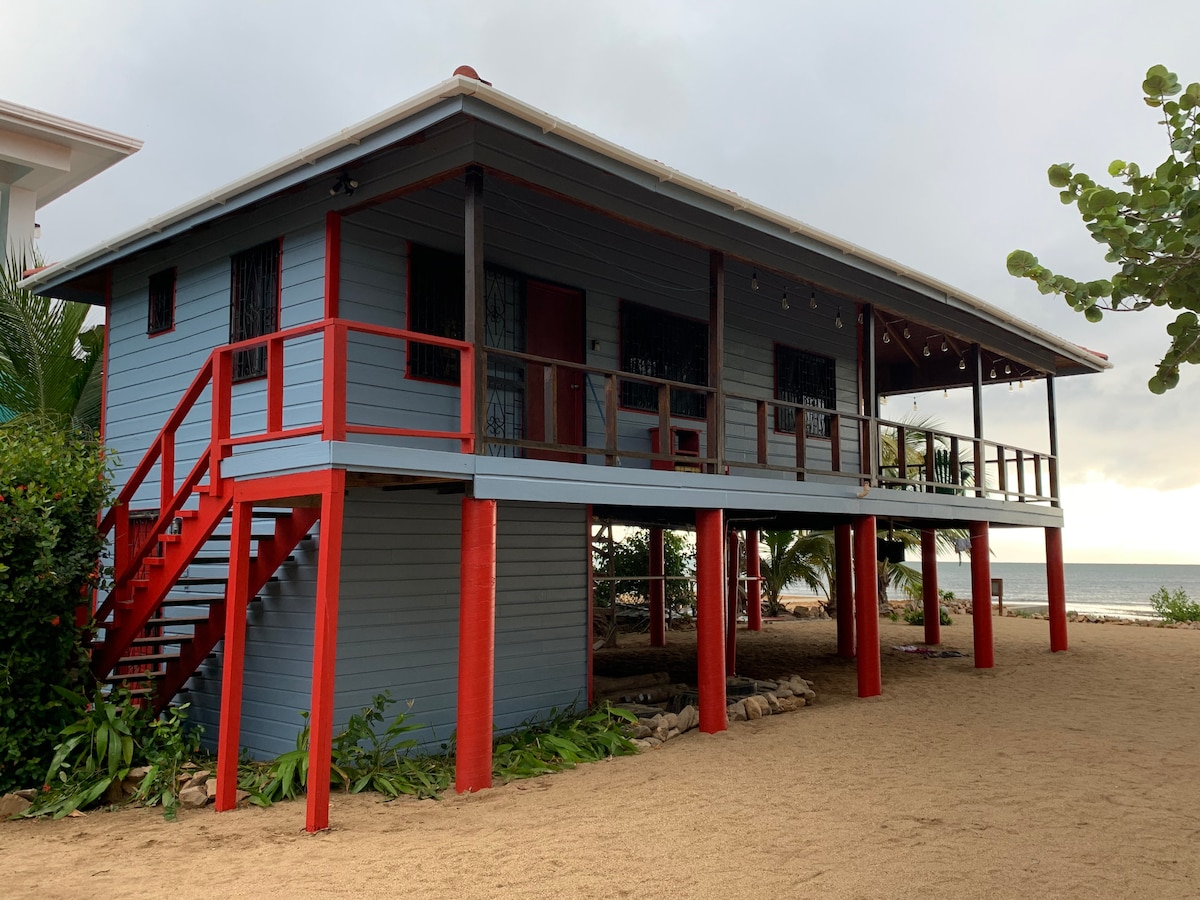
top-left (623, 674), bottom-right (817, 751)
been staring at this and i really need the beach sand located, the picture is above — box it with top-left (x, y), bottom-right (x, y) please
top-left (3, 615), bottom-right (1198, 899)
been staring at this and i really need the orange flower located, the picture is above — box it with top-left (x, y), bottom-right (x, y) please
top-left (50, 615), bottom-right (61, 627)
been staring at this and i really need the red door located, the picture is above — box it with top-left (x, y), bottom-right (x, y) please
top-left (526, 281), bottom-right (584, 462)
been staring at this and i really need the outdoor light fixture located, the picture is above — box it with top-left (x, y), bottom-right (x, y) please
top-left (903, 325), bottom-right (911, 339)
top-left (751, 271), bottom-right (759, 291)
top-left (329, 172), bottom-right (359, 197)
top-left (958, 357), bottom-right (966, 370)
top-left (1004, 363), bottom-right (1012, 375)
top-left (835, 307), bottom-right (843, 329)
top-left (882, 331), bottom-right (891, 343)
top-left (940, 338), bottom-right (949, 353)
top-left (781, 288), bottom-right (789, 310)
top-left (922, 342), bottom-right (931, 357)
top-left (944, 389), bottom-right (949, 398)
top-left (1019, 380), bottom-right (1025, 389)
top-left (1009, 383), bottom-right (1014, 392)
top-left (881, 395), bottom-right (889, 406)
top-left (809, 290), bottom-right (817, 309)
top-left (990, 365), bottom-right (997, 378)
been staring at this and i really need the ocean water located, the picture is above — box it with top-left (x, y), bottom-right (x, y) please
top-left (932, 562), bottom-right (1200, 620)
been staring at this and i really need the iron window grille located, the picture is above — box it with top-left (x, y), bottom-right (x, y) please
top-left (407, 245), bottom-right (465, 383)
top-left (775, 344), bottom-right (836, 438)
top-left (229, 240), bottom-right (280, 381)
top-left (619, 301), bottom-right (708, 418)
top-left (147, 269), bottom-right (175, 336)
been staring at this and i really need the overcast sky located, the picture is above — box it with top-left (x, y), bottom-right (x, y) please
top-left (8, 1), bottom-right (1199, 564)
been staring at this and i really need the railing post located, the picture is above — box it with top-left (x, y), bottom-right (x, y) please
top-left (322, 322), bottom-right (348, 442)
top-left (112, 503), bottom-right (131, 608)
top-left (830, 414), bottom-right (841, 473)
top-left (795, 416), bottom-right (807, 481)
top-left (896, 425), bottom-right (907, 489)
top-left (159, 434), bottom-right (174, 511)
top-left (267, 334), bottom-right (284, 435)
top-left (657, 383), bottom-right (671, 466)
top-left (1033, 453), bottom-right (1044, 499)
top-left (604, 374), bottom-right (618, 466)
top-left (996, 445), bottom-right (1008, 498)
top-left (756, 401), bottom-right (768, 466)
top-left (973, 439), bottom-right (984, 499)
top-left (1049, 456), bottom-right (1060, 505)
top-left (950, 436), bottom-right (961, 488)
top-left (459, 343), bottom-right (475, 454)
top-left (211, 351), bottom-right (232, 494)
top-left (544, 363), bottom-right (558, 446)
top-left (1015, 448), bottom-right (1026, 501)
top-left (924, 432), bottom-right (935, 493)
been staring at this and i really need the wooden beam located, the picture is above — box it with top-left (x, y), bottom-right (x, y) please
top-left (465, 166), bottom-right (486, 455)
top-left (879, 316), bottom-right (923, 368)
top-left (708, 251), bottom-right (725, 473)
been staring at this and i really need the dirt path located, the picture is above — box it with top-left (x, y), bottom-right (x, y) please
top-left (4, 616), bottom-right (1198, 899)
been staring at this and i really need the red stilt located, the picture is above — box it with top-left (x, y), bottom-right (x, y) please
top-left (970, 521), bottom-right (994, 668)
top-left (834, 524), bottom-right (855, 658)
top-left (457, 497), bottom-right (497, 793)
top-left (921, 529), bottom-right (940, 646)
top-left (649, 526), bottom-right (666, 648)
top-left (746, 529), bottom-right (762, 632)
top-left (306, 469), bottom-right (346, 833)
top-left (725, 530), bottom-right (739, 676)
top-left (696, 509), bottom-right (727, 733)
top-left (215, 500), bottom-right (253, 812)
top-left (1046, 526), bottom-right (1068, 652)
top-left (853, 516), bottom-right (881, 697)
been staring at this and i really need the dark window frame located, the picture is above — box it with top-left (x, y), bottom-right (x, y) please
top-left (774, 343), bottom-right (836, 438)
top-left (618, 300), bottom-right (709, 420)
top-left (147, 268), bottom-right (176, 337)
top-left (229, 239), bottom-right (282, 382)
top-left (406, 243), bottom-right (466, 385)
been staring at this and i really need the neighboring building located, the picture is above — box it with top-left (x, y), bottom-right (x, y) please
top-left (23, 67), bottom-right (1108, 832)
top-left (0, 100), bottom-right (141, 260)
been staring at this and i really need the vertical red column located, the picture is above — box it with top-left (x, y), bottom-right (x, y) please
top-left (835, 524), bottom-right (855, 658)
top-left (216, 499), bottom-right (254, 812)
top-left (649, 526), bottom-right (666, 648)
top-left (1046, 526), bottom-right (1068, 652)
top-left (306, 469), bottom-right (346, 833)
top-left (456, 497), bottom-right (497, 793)
top-left (745, 529), bottom-right (762, 632)
top-left (696, 509), bottom-right (727, 733)
top-left (970, 521), bottom-right (994, 668)
top-left (725, 530), bottom-right (739, 676)
top-left (853, 516), bottom-right (881, 697)
top-left (921, 529), bottom-right (940, 646)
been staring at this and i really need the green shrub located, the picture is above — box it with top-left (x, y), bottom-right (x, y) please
top-left (903, 606), bottom-right (953, 626)
top-left (0, 416), bottom-right (112, 792)
top-left (1149, 586), bottom-right (1200, 623)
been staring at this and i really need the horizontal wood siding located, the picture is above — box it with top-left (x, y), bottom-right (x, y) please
top-left (332, 492), bottom-right (588, 749)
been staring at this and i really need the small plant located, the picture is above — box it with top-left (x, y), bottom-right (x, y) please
top-left (938, 589), bottom-right (956, 603)
top-left (1149, 586), bottom-right (1200, 623)
top-left (492, 704), bottom-right (637, 783)
top-left (902, 607), bottom-right (953, 627)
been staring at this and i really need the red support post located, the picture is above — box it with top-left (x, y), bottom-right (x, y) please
top-left (970, 521), bottom-right (995, 668)
top-left (266, 335), bottom-right (284, 435)
top-left (696, 509), bottom-right (727, 733)
top-left (835, 523), bottom-right (855, 658)
top-left (1046, 526), bottom-right (1068, 652)
top-left (456, 497), bottom-right (497, 793)
top-left (210, 351), bottom-right (232, 494)
top-left (648, 526), bottom-right (666, 648)
top-left (215, 500), bottom-right (253, 812)
top-left (746, 529), bottom-right (762, 632)
top-left (853, 516), bottom-right (881, 697)
top-left (921, 528), bottom-right (941, 646)
top-left (305, 469), bottom-right (346, 833)
top-left (321, 323), bottom-right (348, 442)
top-left (725, 530), bottom-right (739, 676)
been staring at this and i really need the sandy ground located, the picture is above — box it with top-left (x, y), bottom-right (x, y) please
top-left (4, 615), bottom-right (1200, 899)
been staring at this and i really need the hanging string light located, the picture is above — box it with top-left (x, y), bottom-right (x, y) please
top-left (835, 307), bottom-right (844, 329)
top-left (1019, 380), bottom-right (1025, 389)
top-left (903, 325), bottom-right (911, 339)
top-left (922, 341), bottom-right (931, 357)
top-left (912, 396), bottom-right (918, 412)
top-left (751, 271), bottom-right (759, 291)
top-left (943, 389), bottom-right (949, 398)
top-left (990, 365), bottom-right (997, 378)
top-left (809, 289), bottom-right (817, 309)
top-left (781, 287), bottom-right (790, 310)
top-left (941, 338), bottom-right (949, 353)
top-left (1009, 383), bottom-right (1014, 392)
top-left (1004, 363), bottom-right (1012, 375)
top-left (958, 357), bottom-right (966, 370)
top-left (882, 331), bottom-right (891, 344)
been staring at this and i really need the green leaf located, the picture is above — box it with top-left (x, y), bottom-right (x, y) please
top-left (1047, 164), bottom-right (1073, 188)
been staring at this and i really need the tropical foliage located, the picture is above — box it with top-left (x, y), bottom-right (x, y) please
top-left (1007, 65), bottom-right (1200, 393)
top-left (0, 257), bottom-right (103, 430)
top-left (592, 527), bottom-right (696, 618)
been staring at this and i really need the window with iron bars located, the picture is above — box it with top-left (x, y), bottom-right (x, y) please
top-left (147, 268), bottom-right (175, 336)
top-left (407, 245), bottom-right (465, 383)
top-left (229, 240), bottom-right (281, 381)
top-left (775, 344), bottom-right (836, 437)
top-left (619, 301), bottom-right (709, 419)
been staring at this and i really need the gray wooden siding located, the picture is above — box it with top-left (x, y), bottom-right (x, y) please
top-left (332, 493), bottom-right (588, 750)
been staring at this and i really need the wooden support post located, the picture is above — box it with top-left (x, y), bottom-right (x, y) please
top-left (970, 521), bottom-right (994, 669)
top-left (696, 509), bottom-right (727, 733)
top-left (725, 530), bottom-right (739, 676)
top-left (921, 529), bottom-right (940, 646)
top-left (306, 468), bottom-right (346, 833)
top-left (215, 500), bottom-right (254, 812)
top-left (1046, 526), bottom-right (1068, 652)
top-left (465, 167), bottom-right (487, 454)
top-left (971, 343), bottom-right (984, 498)
top-left (746, 529), bottom-right (762, 632)
top-left (1047, 374), bottom-right (1060, 507)
top-left (707, 252), bottom-right (725, 474)
top-left (456, 496), bottom-right (497, 793)
top-left (853, 516), bottom-right (881, 697)
top-left (649, 526), bottom-right (666, 648)
top-left (835, 524), bottom-right (855, 659)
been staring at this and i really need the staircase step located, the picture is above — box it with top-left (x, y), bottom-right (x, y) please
top-left (250, 509), bottom-right (296, 519)
top-left (192, 554), bottom-right (295, 565)
top-left (105, 669), bottom-right (166, 682)
top-left (129, 634), bottom-right (193, 646)
top-left (204, 532), bottom-right (277, 541)
top-left (148, 615), bottom-right (210, 627)
top-left (115, 651), bottom-right (181, 665)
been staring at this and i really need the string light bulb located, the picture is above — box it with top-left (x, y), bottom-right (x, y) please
top-left (809, 290), bottom-right (817, 309)
top-left (922, 342), bottom-right (931, 357)
top-left (958, 357), bottom-right (966, 370)
top-left (751, 271), bottom-right (759, 291)
top-left (882, 331), bottom-right (891, 343)
top-left (912, 396), bottom-right (918, 412)
top-left (1004, 363), bottom-right (1012, 375)
top-left (941, 338), bottom-right (949, 353)
top-left (903, 325), bottom-right (911, 339)
top-left (781, 288), bottom-right (790, 310)
top-left (990, 365), bottom-right (997, 378)
top-left (944, 389), bottom-right (949, 398)
top-left (1019, 380), bottom-right (1025, 389)
top-left (835, 307), bottom-right (844, 329)
top-left (1009, 382), bottom-right (1014, 392)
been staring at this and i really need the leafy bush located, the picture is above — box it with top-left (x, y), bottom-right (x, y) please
top-left (492, 704), bottom-right (636, 782)
top-left (0, 416), bottom-right (112, 792)
top-left (1149, 586), bottom-right (1200, 623)
top-left (903, 606), bottom-right (953, 627)
top-left (27, 688), bottom-right (202, 820)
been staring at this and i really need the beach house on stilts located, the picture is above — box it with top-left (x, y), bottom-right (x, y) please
top-left (23, 68), bottom-right (1109, 832)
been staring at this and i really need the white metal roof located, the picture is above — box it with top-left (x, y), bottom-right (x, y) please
top-left (19, 74), bottom-right (1108, 372)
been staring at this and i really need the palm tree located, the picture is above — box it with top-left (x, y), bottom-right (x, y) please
top-left (0, 257), bottom-right (103, 430)
top-left (758, 530), bottom-right (829, 615)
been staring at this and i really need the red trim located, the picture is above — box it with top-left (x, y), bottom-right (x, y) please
top-left (616, 298), bottom-right (710, 421)
top-left (146, 267), bottom-right (176, 337)
top-left (1046, 527), bottom-right (1068, 652)
top-left (306, 468), bottom-right (347, 833)
top-left (920, 529), bottom-right (940, 646)
top-left (456, 497), bottom-right (497, 793)
top-left (853, 516), bottom-right (881, 697)
top-left (585, 504), bottom-right (594, 703)
top-left (696, 508), bottom-right (727, 733)
top-left (321, 322), bottom-right (348, 441)
top-left (969, 521), bottom-right (994, 669)
top-left (323, 212), bottom-right (341, 319)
